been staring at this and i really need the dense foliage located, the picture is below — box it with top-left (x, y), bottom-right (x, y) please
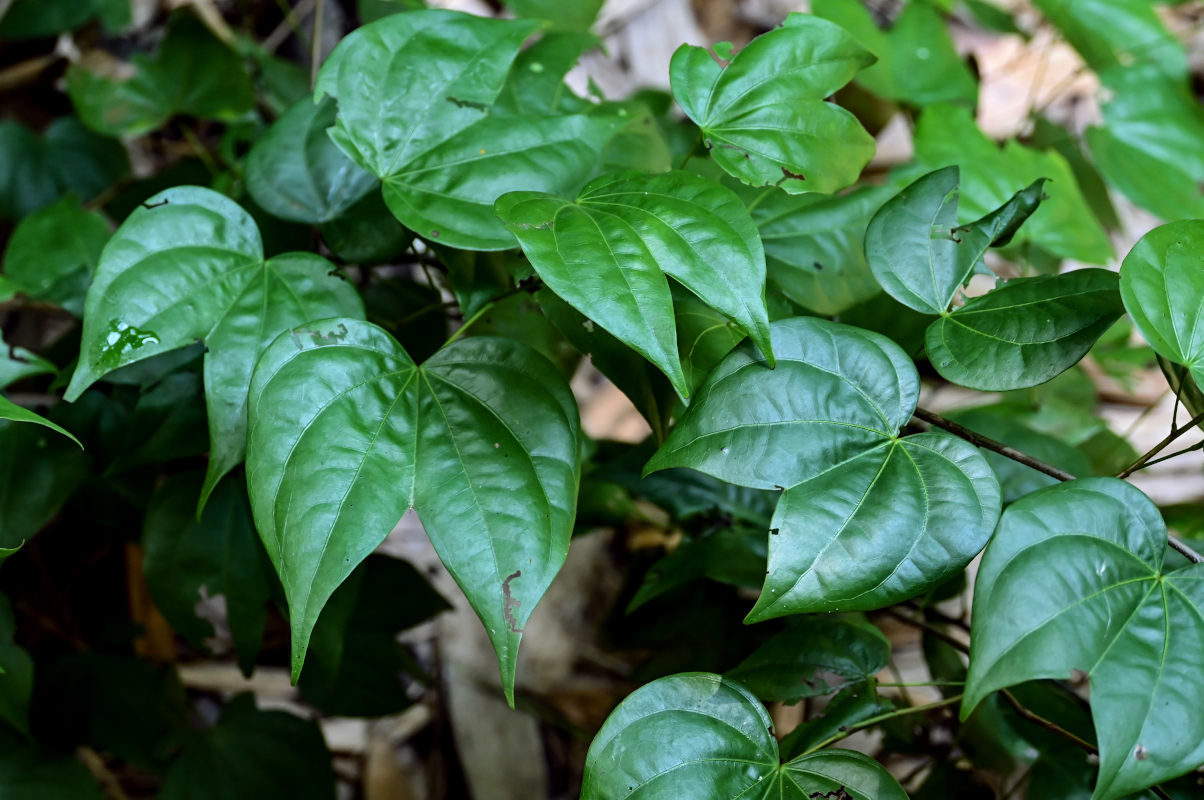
top-left (3, 0), bottom-right (1204, 797)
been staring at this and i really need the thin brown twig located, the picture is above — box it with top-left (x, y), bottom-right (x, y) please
top-left (914, 407), bottom-right (1204, 564)
top-left (883, 608), bottom-right (970, 655)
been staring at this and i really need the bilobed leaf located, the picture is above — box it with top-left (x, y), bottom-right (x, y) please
top-left (581, 672), bottom-right (907, 799)
top-left (965, 478), bottom-right (1204, 800)
top-left (245, 96), bottom-right (378, 224)
top-left (912, 104), bottom-right (1113, 264)
top-left (1120, 220), bottom-right (1204, 385)
top-left (813, 0), bottom-right (977, 107)
top-left (747, 182), bottom-right (892, 315)
top-left (1, 193), bottom-right (109, 315)
top-left (669, 14), bottom-right (876, 194)
top-left (927, 269), bottom-right (1124, 391)
top-left (727, 617), bottom-right (889, 703)
top-left (142, 473), bottom-right (273, 676)
top-left (66, 13), bottom-right (254, 137)
top-left (315, 9), bottom-right (620, 250)
top-left (865, 166), bottom-right (1045, 315)
top-left (0, 396), bottom-right (82, 447)
top-left (498, 169), bottom-right (774, 400)
top-left (246, 318), bottom-right (580, 703)
top-left (647, 317), bottom-right (1000, 619)
top-left (1086, 66), bottom-right (1204, 221)
top-left (63, 186), bottom-right (364, 507)
top-left (158, 694), bottom-right (335, 800)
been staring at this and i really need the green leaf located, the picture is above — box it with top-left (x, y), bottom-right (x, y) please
top-left (747, 182), bottom-right (892, 316)
top-left (63, 186), bottom-right (364, 507)
top-left (670, 14), bottom-right (876, 194)
top-left (142, 473), bottom-right (273, 676)
top-left (498, 169), bottom-right (774, 400)
top-left (628, 526), bottom-right (767, 611)
top-left (911, 104), bottom-right (1113, 264)
top-left (1086, 66), bottom-right (1204, 222)
top-left (674, 291), bottom-right (749, 394)
top-left (158, 694), bottom-right (335, 800)
top-left (0, 0), bottom-right (107, 38)
top-left (0, 333), bottom-right (55, 390)
top-left (964, 478), bottom-right (1204, 800)
top-left (780, 681), bottom-right (893, 760)
top-left (813, 0), bottom-right (977, 107)
top-left (647, 317), bottom-right (1000, 620)
top-left (502, 0), bottom-right (603, 31)
top-left (0, 420), bottom-right (89, 549)
top-left (581, 672), bottom-right (907, 799)
top-left (1120, 220), bottom-right (1204, 384)
top-left (245, 97), bottom-right (378, 224)
top-left (493, 32), bottom-right (598, 115)
top-left (246, 319), bottom-right (581, 703)
top-left (536, 287), bottom-right (677, 442)
top-left (0, 739), bottom-right (102, 799)
top-left (0, 395), bottom-right (82, 447)
top-left (315, 9), bottom-right (619, 250)
top-left (943, 405), bottom-right (1091, 503)
top-left (299, 554), bottom-right (449, 716)
top-left (0, 595), bottom-right (33, 736)
top-left (927, 269), bottom-right (1124, 391)
top-left (318, 191), bottom-right (412, 265)
top-left (0, 118), bottom-right (128, 220)
top-left (865, 166), bottom-right (1045, 315)
top-left (2, 193), bottom-right (109, 315)
top-left (66, 13), bottom-right (255, 137)
top-left (726, 617), bottom-right (889, 703)
top-left (1031, 0), bottom-right (1185, 80)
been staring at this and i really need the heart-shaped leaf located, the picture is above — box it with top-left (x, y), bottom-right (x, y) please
top-left (315, 9), bottom-right (620, 250)
top-left (581, 672), bottom-right (907, 799)
top-left (497, 169), bottom-right (774, 399)
top-left (727, 617), bottom-right (890, 703)
top-left (927, 269), bottom-right (1124, 390)
top-left (865, 166), bottom-right (1045, 315)
top-left (245, 96), bottom-right (378, 224)
top-left (964, 478), bottom-right (1204, 800)
top-left (669, 13), bottom-right (876, 194)
top-left (64, 186), bottom-right (365, 507)
top-left (647, 317), bottom-right (1000, 619)
top-left (246, 318), bottom-right (580, 703)
top-left (1, 193), bottom-right (109, 315)
top-left (1120, 220), bottom-right (1204, 384)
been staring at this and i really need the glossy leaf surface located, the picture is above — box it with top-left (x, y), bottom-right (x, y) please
top-left (246, 319), bottom-right (580, 702)
top-left (581, 672), bottom-right (907, 799)
top-left (1120, 220), bottom-right (1204, 384)
top-left (912, 105), bottom-right (1112, 264)
top-left (865, 166), bottom-right (1044, 315)
top-left (498, 169), bottom-right (773, 399)
top-left (63, 186), bottom-right (364, 504)
top-left (647, 317), bottom-right (1000, 618)
top-left (0, 395), bottom-right (81, 446)
top-left (928, 269), bottom-right (1124, 391)
top-left (245, 96), bottom-right (378, 224)
top-left (965, 478), bottom-right (1204, 800)
top-left (670, 14), bottom-right (876, 194)
top-left (315, 10), bottom-right (618, 249)
top-left (727, 617), bottom-right (889, 703)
